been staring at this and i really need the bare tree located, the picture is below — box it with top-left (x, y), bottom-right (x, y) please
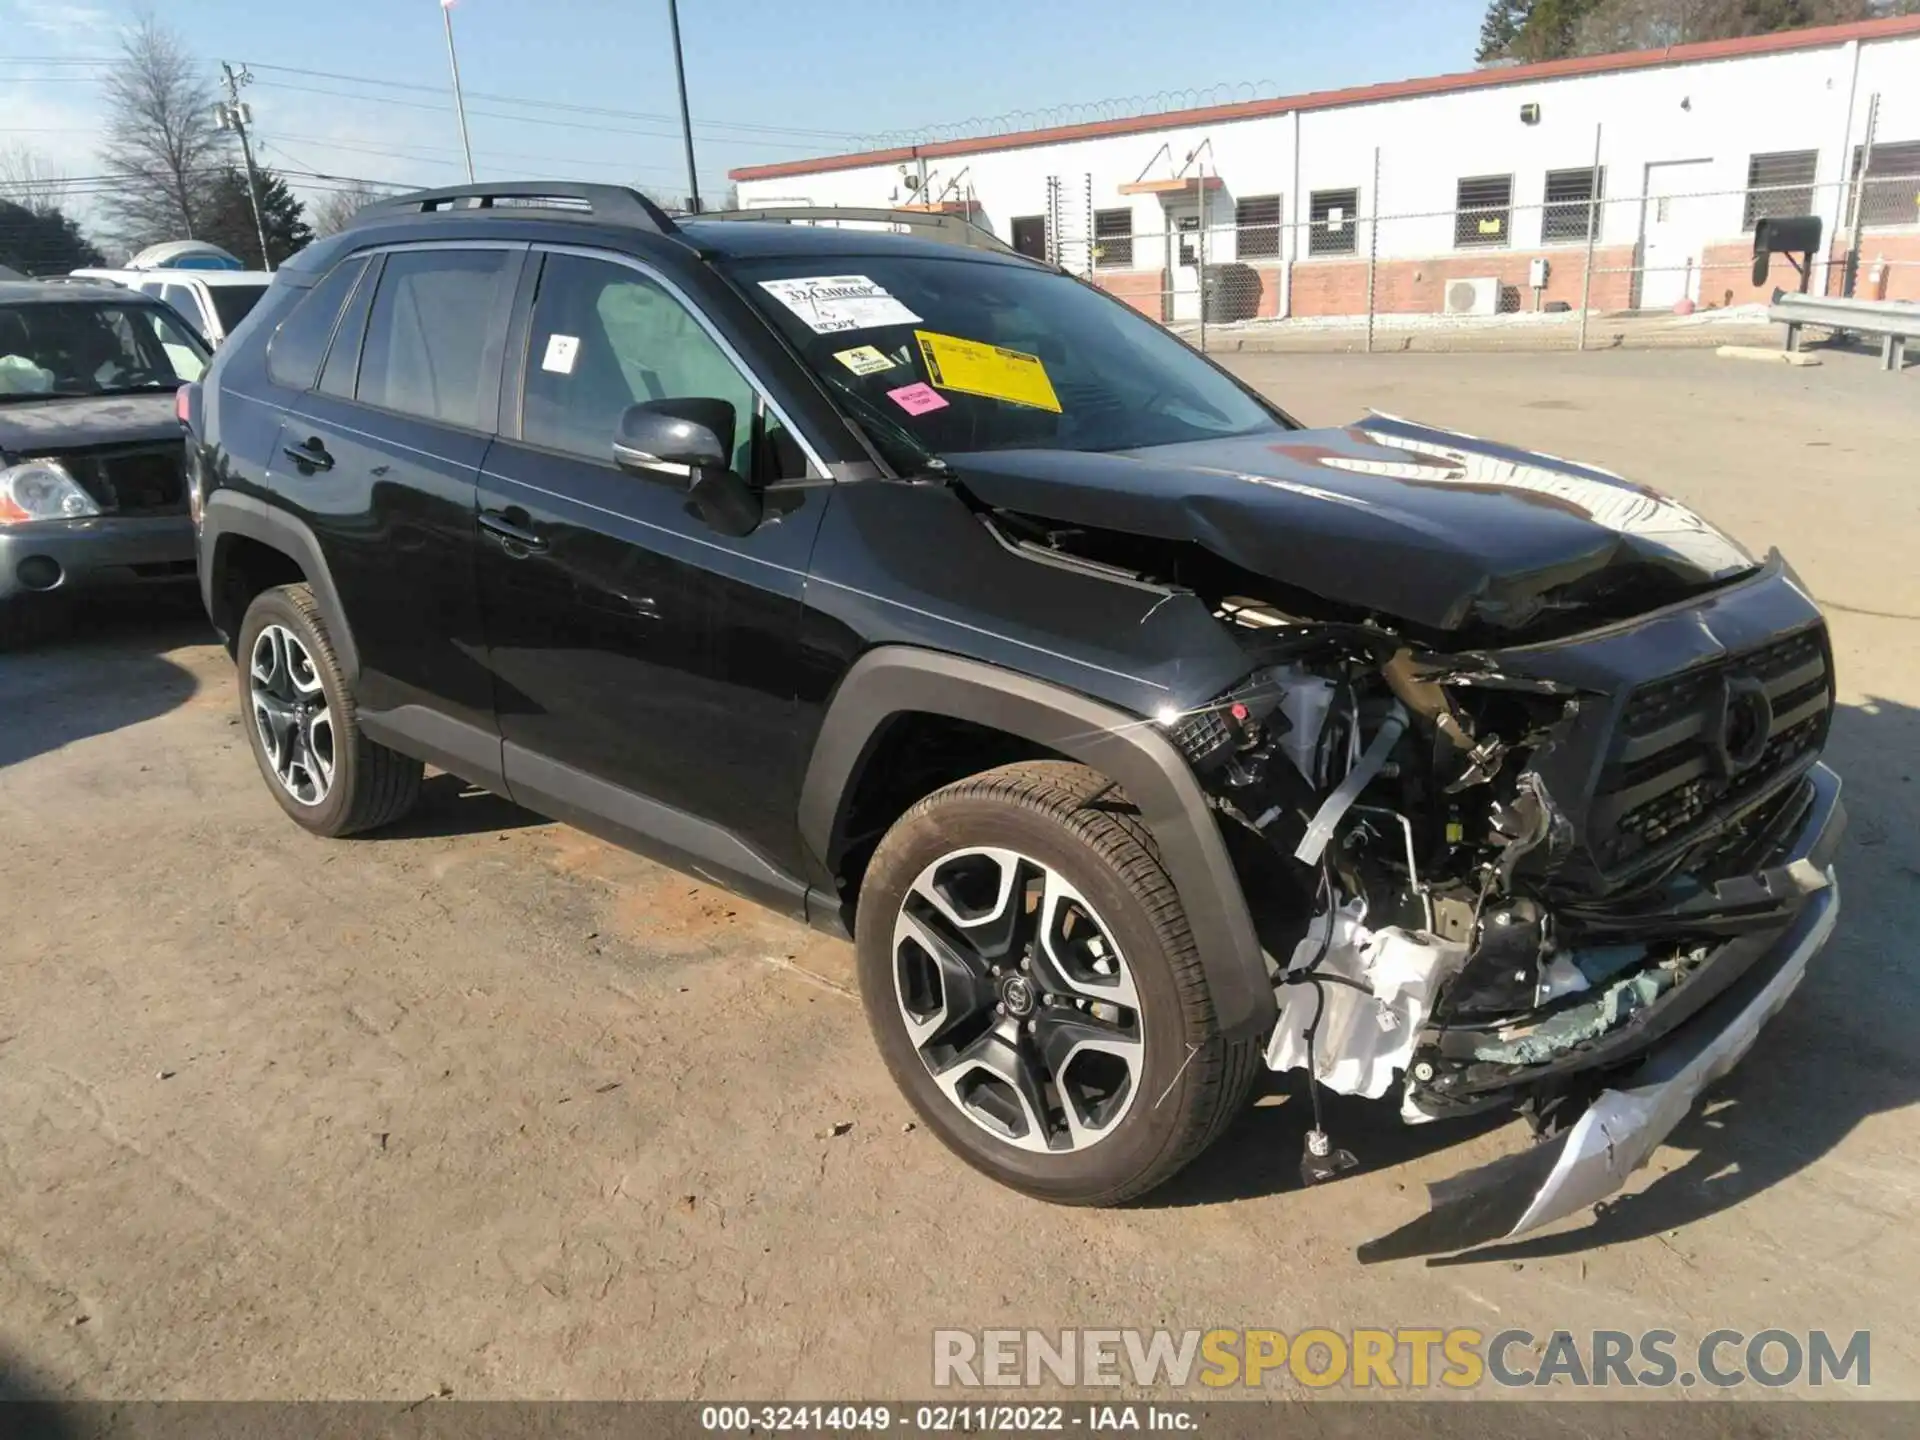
top-left (308, 182), bottom-right (387, 238)
top-left (0, 144), bottom-right (72, 218)
top-left (99, 12), bottom-right (227, 250)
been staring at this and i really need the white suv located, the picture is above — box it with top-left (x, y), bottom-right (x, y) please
top-left (70, 269), bottom-right (273, 348)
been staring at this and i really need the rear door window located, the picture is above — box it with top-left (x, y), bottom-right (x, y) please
top-left (356, 248), bottom-right (516, 430)
top-left (267, 257), bottom-right (369, 391)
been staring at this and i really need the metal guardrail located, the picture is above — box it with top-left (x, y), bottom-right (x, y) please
top-left (1771, 291), bottom-right (1919, 371)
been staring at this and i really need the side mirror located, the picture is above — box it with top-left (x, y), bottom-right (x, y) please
top-left (613, 397), bottom-right (736, 480)
top-left (612, 397), bottom-right (763, 538)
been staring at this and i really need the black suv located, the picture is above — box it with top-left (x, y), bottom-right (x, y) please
top-left (188, 185), bottom-right (1843, 1259)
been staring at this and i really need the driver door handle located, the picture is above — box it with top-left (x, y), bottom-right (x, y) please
top-left (479, 509), bottom-right (549, 553)
top-left (281, 436), bottom-right (334, 473)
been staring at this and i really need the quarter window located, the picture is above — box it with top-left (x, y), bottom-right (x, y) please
top-left (267, 257), bottom-right (368, 392)
top-left (357, 248), bottom-right (515, 429)
top-left (520, 253), bottom-right (797, 480)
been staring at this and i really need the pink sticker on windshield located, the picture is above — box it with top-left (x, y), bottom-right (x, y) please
top-left (887, 382), bottom-right (949, 416)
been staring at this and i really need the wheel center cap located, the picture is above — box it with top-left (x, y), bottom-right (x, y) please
top-left (1000, 974), bottom-right (1037, 1018)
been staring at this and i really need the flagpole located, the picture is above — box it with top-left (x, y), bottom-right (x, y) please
top-left (441, 0), bottom-right (476, 182)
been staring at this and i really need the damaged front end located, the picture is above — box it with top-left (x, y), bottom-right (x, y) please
top-left (1148, 553), bottom-right (1844, 1260)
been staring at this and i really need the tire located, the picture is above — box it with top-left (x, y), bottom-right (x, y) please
top-left (855, 760), bottom-right (1259, 1205)
top-left (235, 584), bottom-right (421, 837)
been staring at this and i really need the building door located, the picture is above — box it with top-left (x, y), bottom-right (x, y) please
top-left (1638, 159), bottom-right (1714, 309)
top-left (1167, 206), bottom-right (1202, 322)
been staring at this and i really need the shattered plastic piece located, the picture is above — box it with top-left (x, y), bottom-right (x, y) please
top-left (1267, 908), bottom-right (1467, 1099)
top-left (1360, 879), bottom-right (1838, 1262)
top-left (1471, 962), bottom-right (1682, 1066)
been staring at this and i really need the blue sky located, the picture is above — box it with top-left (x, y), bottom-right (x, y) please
top-left (4, 0), bottom-right (1489, 211)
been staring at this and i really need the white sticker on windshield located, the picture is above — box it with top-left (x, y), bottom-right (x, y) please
top-left (541, 334), bottom-right (580, 374)
top-left (758, 275), bottom-right (921, 335)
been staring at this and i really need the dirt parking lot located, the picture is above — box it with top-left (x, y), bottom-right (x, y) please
top-left (3, 347), bottom-right (1918, 1402)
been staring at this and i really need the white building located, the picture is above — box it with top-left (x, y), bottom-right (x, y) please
top-left (730, 15), bottom-right (1920, 320)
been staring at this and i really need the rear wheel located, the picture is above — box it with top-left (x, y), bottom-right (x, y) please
top-left (855, 761), bottom-right (1258, 1205)
top-left (236, 584), bottom-right (421, 836)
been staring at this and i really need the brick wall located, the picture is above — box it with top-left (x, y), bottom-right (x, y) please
top-left (1091, 269), bottom-right (1166, 320)
top-left (1701, 233), bottom-right (1920, 306)
top-left (1289, 246), bottom-right (1638, 317)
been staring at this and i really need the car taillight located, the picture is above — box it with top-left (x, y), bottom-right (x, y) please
top-left (176, 381), bottom-right (198, 429)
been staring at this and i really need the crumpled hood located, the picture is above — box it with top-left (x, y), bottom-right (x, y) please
top-left (947, 414), bottom-right (1756, 634)
top-left (0, 392), bottom-right (182, 460)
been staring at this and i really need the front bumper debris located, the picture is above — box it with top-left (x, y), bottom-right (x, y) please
top-left (1357, 762), bottom-right (1845, 1263)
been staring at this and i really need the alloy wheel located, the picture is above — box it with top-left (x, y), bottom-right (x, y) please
top-left (892, 847), bottom-right (1145, 1153)
top-left (249, 624), bottom-right (335, 807)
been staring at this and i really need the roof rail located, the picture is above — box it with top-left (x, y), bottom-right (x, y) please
top-left (694, 206), bottom-right (1016, 256)
top-left (351, 182), bottom-right (681, 235)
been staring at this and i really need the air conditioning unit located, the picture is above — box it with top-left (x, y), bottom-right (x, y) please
top-left (1444, 277), bottom-right (1500, 316)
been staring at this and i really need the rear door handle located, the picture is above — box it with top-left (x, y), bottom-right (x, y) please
top-left (281, 436), bottom-right (333, 473)
top-left (479, 509), bottom-right (549, 553)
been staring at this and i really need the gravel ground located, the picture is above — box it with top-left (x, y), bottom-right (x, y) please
top-left (2, 345), bottom-right (1916, 1402)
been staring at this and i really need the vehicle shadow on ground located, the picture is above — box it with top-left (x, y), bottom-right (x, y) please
top-left (1156, 696), bottom-right (1920, 1264)
top-left (363, 771), bottom-right (548, 841)
top-left (0, 588), bottom-right (212, 771)
top-left (0, 1338), bottom-right (76, 1438)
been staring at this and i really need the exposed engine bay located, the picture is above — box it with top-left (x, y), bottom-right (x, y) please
top-left (1163, 587), bottom-right (1834, 1118)
top-left (956, 415), bottom-right (1843, 1254)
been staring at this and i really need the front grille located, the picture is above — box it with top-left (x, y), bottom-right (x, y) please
top-left (1591, 625), bottom-right (1832, 871)
top-left (60, 444), bottom-right (187, 517)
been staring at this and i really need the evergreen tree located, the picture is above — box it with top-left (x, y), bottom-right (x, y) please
top-left (198, 166), bottom-right (313, 269)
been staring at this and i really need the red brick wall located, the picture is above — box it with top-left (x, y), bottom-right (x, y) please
top-left (1092, 269), bottom-right (1166, 320)
top-left (1701, 234), bottom-right (1920, 306)
top-left (1288, 247), bottom-right (1637, 317)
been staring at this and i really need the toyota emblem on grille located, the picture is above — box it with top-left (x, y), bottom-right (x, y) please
top-left (1709, 674), bottom-right (1774, 776)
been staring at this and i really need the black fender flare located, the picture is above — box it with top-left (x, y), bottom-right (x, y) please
top-left (798, 646), bottom-right (1277, 1040)
top-left (199, 490), bottom-right (360, 683)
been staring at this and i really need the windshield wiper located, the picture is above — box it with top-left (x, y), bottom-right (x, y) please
top-left (815, 369), bottom-right (945, 476)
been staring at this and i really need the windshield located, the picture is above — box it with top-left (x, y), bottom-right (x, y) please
top-left (723, 253), bottom-right (1284, 470)
top-left (0, 300), bottom-right (210, 398)
top-left (208, 283), bottom-right (268, 334)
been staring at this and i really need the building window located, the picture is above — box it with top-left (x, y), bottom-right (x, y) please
top-left (1851, 140), bottom-right (1920, 230)
top-left (1743, 150), bottom-right (1818, 230)
top-left (1455, 174), bottom-right (1513, 248)
top-left (1542, 166), bottom-right (1604, 243)
top-left (1092, 208), bottom-right (1133, 268)
top-left (1235, 194), bottom-right (1282, 259)
top-left (1308, 188), bottom-right (1359, 257)
top-left (1010, 215), bottom-right (1049, 261)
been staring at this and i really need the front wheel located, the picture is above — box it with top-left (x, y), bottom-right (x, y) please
top-left (855, 761), bottom-right (1258, 1205)
top-left (236, 584), bottom-right (422, 837)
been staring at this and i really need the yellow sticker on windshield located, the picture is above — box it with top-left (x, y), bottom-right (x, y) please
top-left (915, 330), bottom-right (1062, 413)
top-left (833, 344), bottom-right (898, 376)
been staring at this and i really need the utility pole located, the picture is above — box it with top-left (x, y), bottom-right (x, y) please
top-left (667, 0), bottom-right (702, 212)
top-left (215, 63), bottom-right (273, 271)
top-left (441, 0), bottom-right (476, 182)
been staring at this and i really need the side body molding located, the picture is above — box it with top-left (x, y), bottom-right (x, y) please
top-left (798, 646), bottom-right (1278, 1039)
top-left (198, 489), bottom-right (362, 683)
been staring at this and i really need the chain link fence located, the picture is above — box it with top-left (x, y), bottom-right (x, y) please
top-left (1033, 159), bottom-right (1920, 355)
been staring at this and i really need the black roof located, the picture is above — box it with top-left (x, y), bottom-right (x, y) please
top-left (285, 182), bottom-right (1032, 278)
